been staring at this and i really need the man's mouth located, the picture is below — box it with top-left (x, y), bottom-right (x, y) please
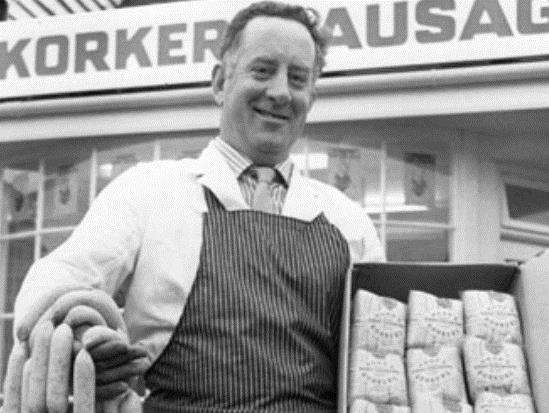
top-left (253, 107), bottom-right (290, 121)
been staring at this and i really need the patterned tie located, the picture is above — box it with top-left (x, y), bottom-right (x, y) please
top-left (251, 166), bottom-right (276, 213)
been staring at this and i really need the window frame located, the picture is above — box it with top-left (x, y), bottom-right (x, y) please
top-left (0, 134), bottom-right (214, 396)
top-left (500, 167), bottom-right (549, 237)
top-left (0, 131), bottom-right (456, 397)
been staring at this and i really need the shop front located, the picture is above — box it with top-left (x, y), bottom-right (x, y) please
top-left (1, 0), bottom-right (548, 399)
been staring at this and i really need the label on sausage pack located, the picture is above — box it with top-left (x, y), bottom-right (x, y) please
top-left (474, 391), bottom-right (535, 413)
top-left (348, 349), bottom-right (408, 406)
top-left (462, 290), bottom-right (522, 344)
top-left (407, 346), bottom-right (466, 404)
top-left (351, 290), bottom-right (406, 355)
top-left (463, 337), bottom-right (531, 402)
top-left (407, 290), bottom-right (464, 348)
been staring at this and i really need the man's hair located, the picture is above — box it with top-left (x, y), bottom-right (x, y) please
top-left (219, 1), bottom-right (329, 77)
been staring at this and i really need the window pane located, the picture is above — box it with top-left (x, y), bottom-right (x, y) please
top-left (289, 138), bottom-right (310, 177)
top-left (96, 141), bottom-right (154, 194)
top-left (505, 183), bottom-right (549, 227)
top-left (1, 164), bottom-right (39, 234)
top-left (300, 138), bottom-right (382, 214)
top-left (386, 148), bottom-right (450, 223)
top-left (43, 155), bottom-right (90, 228)
top-left (0, 319), bottom-right (14, 394)
top-left (0, 238), bottom-right (34, 313)
top-left (40, 231), bottom-right (71, 258)
top-left (160, 136), bottom-right (211, 160)
top-left (386, 226), bottom-right (449, 262)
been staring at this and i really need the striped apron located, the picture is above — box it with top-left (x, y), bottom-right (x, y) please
top-left (144, 187), bottom-right (350, 412)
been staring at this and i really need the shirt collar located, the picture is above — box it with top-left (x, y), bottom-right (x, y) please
top-left (213, 137), bottom-right (293, 186)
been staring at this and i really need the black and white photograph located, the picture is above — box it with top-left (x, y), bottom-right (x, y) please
top-left (0, 0), bottom-right (548, 411)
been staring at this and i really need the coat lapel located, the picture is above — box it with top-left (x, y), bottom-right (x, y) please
top-left (189, 142), bottom-right (249, 212)
top-left (187, 141), bottom-right (324, 220)
top-left (283, 171), bottom-right (324, 222)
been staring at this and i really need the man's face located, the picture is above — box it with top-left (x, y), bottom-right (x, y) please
top-left (213, 16), bottom-right (316, 166)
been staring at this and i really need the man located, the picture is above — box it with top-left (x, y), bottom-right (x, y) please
top-left (14, 1), bottom-right (384, 411)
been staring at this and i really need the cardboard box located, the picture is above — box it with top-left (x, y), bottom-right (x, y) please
top-left (338, 250), bottom-right (549, 412)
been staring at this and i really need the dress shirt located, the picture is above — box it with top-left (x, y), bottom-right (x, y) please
top-left (212, 137), bottom-right (292, 214)
top-left (14, 139), bottom-right (385, 364)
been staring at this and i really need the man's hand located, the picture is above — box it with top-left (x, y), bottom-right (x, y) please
top-left (82, 326), bottom-right (151, 400)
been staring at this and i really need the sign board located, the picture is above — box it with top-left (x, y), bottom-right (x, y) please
top-left (1, 0), bottom-right (548, 99)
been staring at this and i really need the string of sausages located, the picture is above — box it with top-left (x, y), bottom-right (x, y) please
top-left (1, 289), bottom-right (143, 413)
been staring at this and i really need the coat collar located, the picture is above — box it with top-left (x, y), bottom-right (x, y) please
top-left (190, 141), bottom-right (248, 212)
top-left (188, 140), bottom-right (324, 221)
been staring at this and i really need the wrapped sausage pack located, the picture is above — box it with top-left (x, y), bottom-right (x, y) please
top-left (462, 290), bottom-right (522, 344)
top-left (411, 394), bottom-right (472, 413)
top-left (350, 290), bottom-right (406, 355)
top-left (349, 398), bottom-right (411, 413)
top-left (338, 253), bottom-right (549, 413)
top-left (462, 336), bottom-right (530, 401)
top-left (347, 349), bottom-right (408, 406)
top-left (407, 346), bottom-right (466, 404)
top-left (407, 290), bottom-right (463, 348)
top-left (474, 391), bottom-right (535, 413)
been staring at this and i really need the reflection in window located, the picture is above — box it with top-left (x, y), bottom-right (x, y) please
top-left (0, 238), bottom-right (34, 313)
top-left (505, 184), bottom-right (549, 227)
top-left (297, 138), bottom-right (382, 210)
top-left (0, 319), bottom-right (13, 394)
top-left (386, 226), bottom-right (449, 262)
top-left (43, 158), bottom-right (90, 228)
top-left (96, 142), bottom-right (154, 194)
top-left (40, 231), bottom-right (71, 258)
top-left (386, 148), bottom-right (450, 223)
top-left (288, 138), bottom-right (309, 177)
top-left (1, 167), bottom-right (39, 234)
top-left (160, 137), bottom-right (211, 160)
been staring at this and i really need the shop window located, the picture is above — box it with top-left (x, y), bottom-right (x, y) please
top-left (294, 137), bottom-right (382, 213)
top-left (0, 319), bottom-right (13, 395)
top-left (1, 165), bottom-right (39, 234)
top-left (501, 171), bottom-right (549, 235)
top-left (0, 237), bottom-right (33, 380)
top-left (43, 156), bottom-right (90, 228)
top-left (160, 136), bottom-right (211, 160)
top-left (40, 231), bottom-right (72, 258)
top-left (0, 238), bottom-right (34, 314)
top-left (300, 131), bottom-right (452, 262)
top-left (385, 225), bottom-right (450, 262)
top-left (0, 131), bottom-right (455, 393)
top-left (96, 141), bottom-right (155, 194)
top-left (385, 146), bottom-right (450, 224)
top-left (0, 134), bottom-right (221, 397)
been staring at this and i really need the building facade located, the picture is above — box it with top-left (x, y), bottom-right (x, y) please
top-left (1, 0), bottom-right (548, 398)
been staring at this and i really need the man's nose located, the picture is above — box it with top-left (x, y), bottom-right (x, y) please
top-left (265, 71), bottom-right (291, 106)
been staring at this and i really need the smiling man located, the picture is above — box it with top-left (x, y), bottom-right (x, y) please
top-left (13, 2), bottom-right (384, 412)
top-left (213, 11), bottom-right (316, 166)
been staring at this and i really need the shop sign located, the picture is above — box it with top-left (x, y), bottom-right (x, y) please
top-left (1, 0), bottom-right (548, 99)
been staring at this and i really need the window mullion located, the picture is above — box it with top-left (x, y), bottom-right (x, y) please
top-left (90, 148), bottom-right (98, 204)
top-left (34, 160), bottom-right (45, 262)
top-left (0, 168), bottom-right (8, 314)
top-left (153, 139), bottom-right (161, 161)
top-left (304, 136), bottom-right (310, 178)
top-left (384, 220), bottom-right (454, 230)
top-left (380, 141), bottom-right (387, 258)
top-left (0, 168), bottom-right (5, 236)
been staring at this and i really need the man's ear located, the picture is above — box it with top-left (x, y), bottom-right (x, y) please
top-left (212, 63), bottom-right (224, 106)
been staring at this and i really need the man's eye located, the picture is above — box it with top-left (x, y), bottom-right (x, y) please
top-left (252, 66), bottom-right (272, 78)
top-left (290, 74), bottom-right (307, 87)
